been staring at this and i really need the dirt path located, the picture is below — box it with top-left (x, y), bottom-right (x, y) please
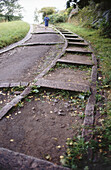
top-left (0, 25), bottom-right (64, 83)
top-left (0, 25), bottom-right (97, 169)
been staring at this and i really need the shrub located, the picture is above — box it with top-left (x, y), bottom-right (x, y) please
top-left (49, 13), bottom-right (68, 24)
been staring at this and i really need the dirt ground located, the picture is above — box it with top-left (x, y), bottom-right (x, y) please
top-left (0, 26), bottom-right (64, 83)
top-left (0, 25), bottom-right (88, 166)
top-left (0, 88), bottom-right (87, 165)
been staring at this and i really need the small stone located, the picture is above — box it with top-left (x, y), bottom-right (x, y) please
top-left (14, 91), bottom-right (21, 95)
top-left (68, 100), bottom-right (72, 104)
top-left (58, 110), bottom-right (66, 116)
top-left (54, 108), bottom-right (58, 113)
top-left (54, 99), bottom-right (58, 103)
top-left (32, 107), bottom-right (35, 110)
top-left (61, 124), bottom-right (65, 128)
top-left (36, 118), bottom-right (39, 121)
top-left (64, 103), bottom-right (70, 108)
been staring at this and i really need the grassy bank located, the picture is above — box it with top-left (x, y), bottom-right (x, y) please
top-left (0, 21), bottom-right (30, 49)
top-left (57, 22), bottom-right (111, 169)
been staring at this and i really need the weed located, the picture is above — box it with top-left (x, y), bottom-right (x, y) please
top-left (50, 63), bottom-right (92, 72)
top-left (31, 85), bottom-right (40, 94)
top-left (12, 86), bottom-right (25, 92)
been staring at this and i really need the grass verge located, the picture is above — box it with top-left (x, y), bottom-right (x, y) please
top-left (0, 20), bottom-right (30, 49)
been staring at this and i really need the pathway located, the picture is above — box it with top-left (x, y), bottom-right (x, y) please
top-left (0, 25), bottom-right (97, 169)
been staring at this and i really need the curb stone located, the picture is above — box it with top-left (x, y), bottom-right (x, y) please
top-left (0, 148), bottom-right (69, 170)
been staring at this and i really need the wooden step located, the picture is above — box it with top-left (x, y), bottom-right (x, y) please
top-left (64, 34), bottom-right (78, 38)
top-left (66, 38), bottom-right (84, 42)
top-left (32, 32), bottom-right (59, 34)
top-left (57, 59), bottom-right (93, 66)
top-left (36, 79), bottom-right (90, 92)
top-left (66, 48), bottom-right (92, 54)
top-left (61, 32), bottom-right (73, 34)
top-left (21, 42), bottom-right (64, 46)
top-left (57, 54), bottom-right (93, 66)
top-left (68, 42), bottom-right (89, 46)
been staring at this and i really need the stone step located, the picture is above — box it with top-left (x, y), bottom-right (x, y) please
top-left (36, 79), bottom-right (90, 92)
top-left (66, 38), bottom-right (84, 42)
top-left (68, 42), bottom-right (89, 46)
top-left (57, 59), bottom-right (93, 66)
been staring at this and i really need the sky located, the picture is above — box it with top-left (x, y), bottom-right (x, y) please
top-left (19, 0), bottom-right (67, 23)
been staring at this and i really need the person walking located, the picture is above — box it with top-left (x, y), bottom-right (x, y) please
top-left (44, 15), bottom-right (49, 29)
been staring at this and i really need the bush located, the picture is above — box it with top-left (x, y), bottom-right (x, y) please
top-left (49, 13), bottom-right (68, 24)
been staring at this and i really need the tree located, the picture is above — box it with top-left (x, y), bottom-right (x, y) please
top-left (0, 0), bottom-right (23, 21)
top-left (34, 8), bottom-right (39, 23)
top-left (66, 0), bottom-right (78, 9)
top-left (39, 7), bottom-right (56, 18)
top-left (66, 0), bottom-right (111, 9)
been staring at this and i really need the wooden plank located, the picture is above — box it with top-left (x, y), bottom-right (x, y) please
top-left (66, 48), bottom-right (92, 54)
top-left (32, 32), bottom-right (59, 34)
top-left (64, 34), bottom-right (78, 38)
top-left (35, 79), bottom-right (90, 92)
top-left (57, 59), bottom-right (93, 66)
top-left (68, 42), bottom-right (89, 46)
top-left (61, 32), bottom-right (73, 34)
top-left (21, 42), bottom-right (64, 46)
top-left (66, 38), bottom-right (84, 42)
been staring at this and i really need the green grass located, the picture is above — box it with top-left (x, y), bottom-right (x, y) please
top-left (0, 20), bottom-right (30, 48)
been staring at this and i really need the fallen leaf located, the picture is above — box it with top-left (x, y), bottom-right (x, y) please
top-left (10, 139), bottom-right (14, 142)
top-left (56, 145), bottom-right (61, 149)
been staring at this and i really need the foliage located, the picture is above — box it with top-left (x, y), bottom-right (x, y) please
top-left (0, 0), bottom-right (23, 21)
top-left (39, 7), bottom-right (56, 18)
top-left (66, 0), bottom-right (78, 9)
top-left (49, 12), bottom-right (68, 24)
top-left (0, 21), bottom-right (30, 48)
top-left (60, 130), bottom-right (111, 169)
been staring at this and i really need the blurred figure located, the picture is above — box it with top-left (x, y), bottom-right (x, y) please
top-left (44, 15), bottom-right (49, 29)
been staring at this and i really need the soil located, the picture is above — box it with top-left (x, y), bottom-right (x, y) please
top-left (44, 67), bottom-right (91, 86)
top-left (61, 53), bottom-right (92, 64)
top-left (0, 88), bottom-right (87, 165)
top-left (0, 25), bottom-right (88, 167)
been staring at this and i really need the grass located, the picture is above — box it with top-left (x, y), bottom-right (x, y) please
top-left (0, 20), bottom-right (30, 48)
top-left (57, 22), bottom-right (111, 169)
